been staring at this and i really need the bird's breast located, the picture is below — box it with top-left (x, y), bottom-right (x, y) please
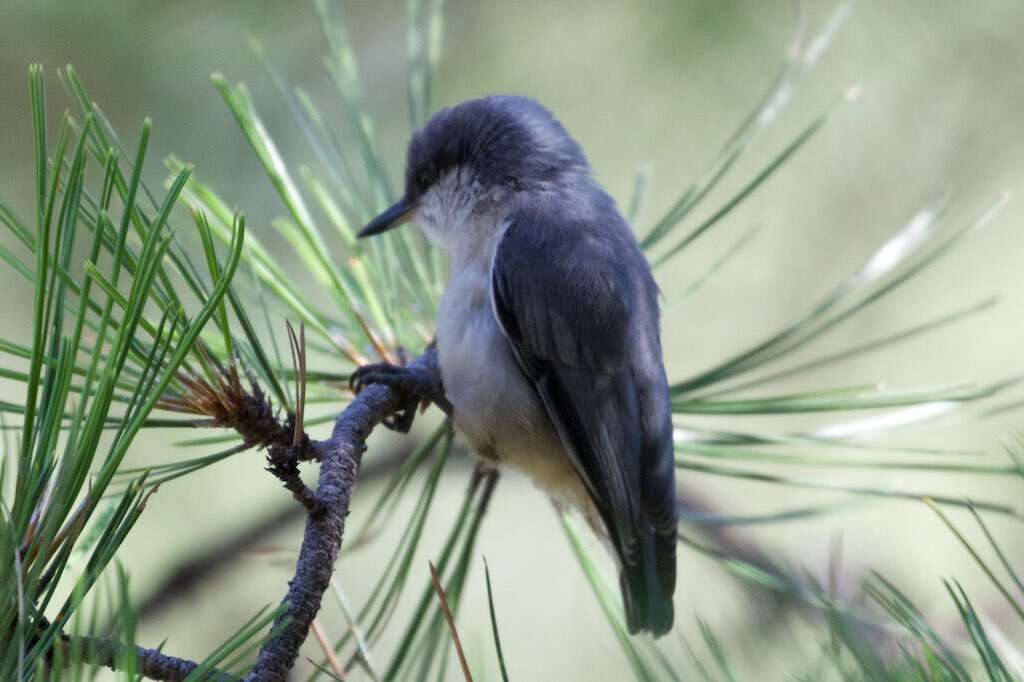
top-left (435, 261), bottom-right (593, 514)
top-left (436, 261), bottom-right (535, 447)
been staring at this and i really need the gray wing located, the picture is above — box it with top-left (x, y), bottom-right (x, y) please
top-left (491, 199), bottom-right (677, 636)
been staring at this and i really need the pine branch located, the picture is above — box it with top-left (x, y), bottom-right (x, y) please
top-left (58, 635), bottom-right (231, 681)
top-left (246, 348), bottom-right (441, 680)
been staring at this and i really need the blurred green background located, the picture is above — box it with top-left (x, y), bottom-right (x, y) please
top-left (3, 1), bottom-right (1024, 679)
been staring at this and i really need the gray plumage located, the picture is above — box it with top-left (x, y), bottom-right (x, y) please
top-left (360, 95), bottom-right (677, 636)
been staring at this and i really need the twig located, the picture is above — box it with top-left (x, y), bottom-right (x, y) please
top-left (429, 561), bottom-right (474, 682)
top-left (266, 436), bottom-right (323, 514)
top-left (264, 322), bottom-right (321, 511)
top-left (56, 635), bottom-right (231, 681)
top-left (246, 349), bottom-right (442, 680)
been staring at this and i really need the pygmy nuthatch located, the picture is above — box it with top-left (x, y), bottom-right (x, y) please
top-left (354, 95), bottom-right (677, 636)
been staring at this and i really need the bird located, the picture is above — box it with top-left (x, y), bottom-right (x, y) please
top-left (351, 94), bottom-right (677, 636)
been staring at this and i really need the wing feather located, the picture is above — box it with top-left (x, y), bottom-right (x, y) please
top-left (491, 197), bottom-right (677, 635)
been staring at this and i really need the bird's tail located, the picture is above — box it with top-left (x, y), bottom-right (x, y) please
top-left (619, 523), bottom-right (675, 637)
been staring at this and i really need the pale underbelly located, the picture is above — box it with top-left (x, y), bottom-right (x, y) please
top-left (436, 295), bottom-right (594, 516)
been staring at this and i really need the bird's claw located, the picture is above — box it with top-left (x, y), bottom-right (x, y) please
top-left (349, 361), bottom-right (445, 433)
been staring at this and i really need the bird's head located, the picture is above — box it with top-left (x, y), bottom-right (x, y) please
top-left (359, 95), bottom-right (589, 248)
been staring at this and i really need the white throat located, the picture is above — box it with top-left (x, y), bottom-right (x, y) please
top-left (415, 166), bottom-right (509, 269)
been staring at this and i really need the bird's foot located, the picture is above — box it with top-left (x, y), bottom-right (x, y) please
top-left (349, 355), bottom-right (452, 433)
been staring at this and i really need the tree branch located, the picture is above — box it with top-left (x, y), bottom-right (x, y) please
top-left (112, 345), bottom-right (443, 680)
top-left (58, 635), bottom-right (232, 681)
top-left (246, 348), bottom-right (442, 681)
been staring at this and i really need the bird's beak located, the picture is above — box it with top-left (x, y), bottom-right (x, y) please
top-left (358, 198), bottom-right (418, 238)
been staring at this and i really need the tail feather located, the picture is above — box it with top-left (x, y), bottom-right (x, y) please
top-left (620, 524), bottom-right (675, 637)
